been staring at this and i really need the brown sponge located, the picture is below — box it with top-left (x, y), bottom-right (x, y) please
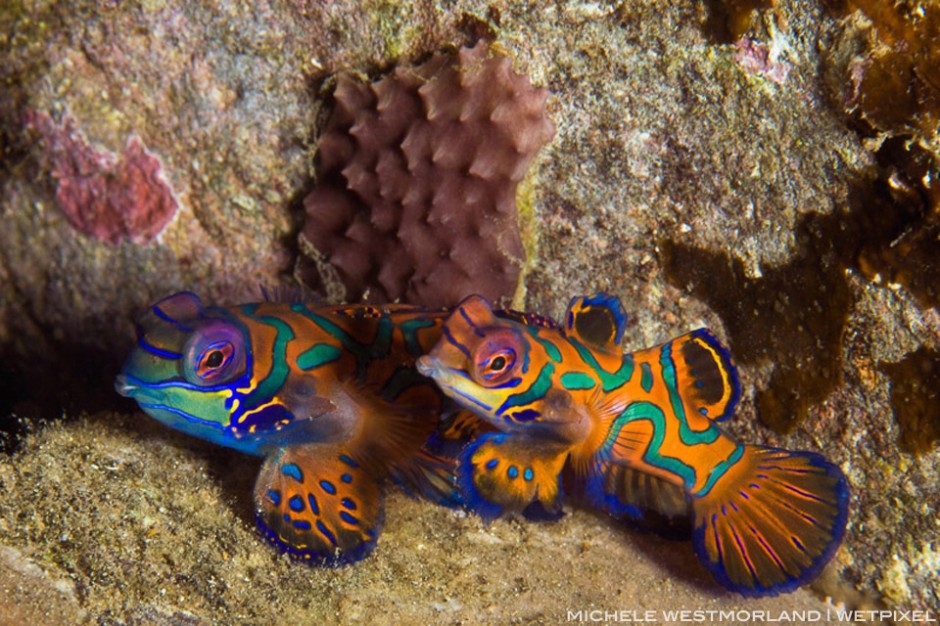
top-left (299, 42), bottom-right (554, 307)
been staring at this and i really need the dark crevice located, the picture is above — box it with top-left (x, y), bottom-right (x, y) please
top-left (661, 163), bottom-right (931, 433)
top-left (881, 348), bottom-right (940, 455)
top-left (700, 0), bottom-right (774, 43)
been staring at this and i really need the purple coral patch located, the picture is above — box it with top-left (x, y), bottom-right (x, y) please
top-left (26, 111), bottom-right (178, 245)
top-left (733, 38), bottom-right (791, 85)
top-left (300, 42), bottom-right (554, 308)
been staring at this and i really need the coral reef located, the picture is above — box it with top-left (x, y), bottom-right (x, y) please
top-left (299, 42), bottom-right (554, 308)
top-left (732, 38), bottom-right (791, 84)
top-left (0, 0), bottom-right (938, 619)
top-left (25, 111), bottom-right (178, 245)
top-left (835, 0), bottom-right (940, 144)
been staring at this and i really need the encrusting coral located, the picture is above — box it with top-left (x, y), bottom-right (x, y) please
top-left (24, 111), bottom-right (178, 245)
top-left (299, 42), bottom-right (554, 308)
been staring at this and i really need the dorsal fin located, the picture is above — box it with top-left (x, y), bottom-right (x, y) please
top-left (259, 284), bottom-right (322, 305)
top-left (456, 294), bottom-right (498, 328)
top-left (564, 292), bottom-right (627, 349)
top-left (152, 291), bottom-right (203, 324)
top-left (669, 329), bottom-right (740, 422)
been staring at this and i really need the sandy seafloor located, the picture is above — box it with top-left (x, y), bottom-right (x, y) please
top-left (2, 0), bottom-right (939, 623)
top-left (0, 414), bottom-right (860, 625)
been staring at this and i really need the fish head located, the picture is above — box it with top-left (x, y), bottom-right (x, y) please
top-left (115, 292), bottom-right (255, 450)
top-left (418, 295), bottom-right (552, 430)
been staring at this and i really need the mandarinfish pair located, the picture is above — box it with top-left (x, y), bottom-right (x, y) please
top-left (117, 291), bottom-right (847, 596)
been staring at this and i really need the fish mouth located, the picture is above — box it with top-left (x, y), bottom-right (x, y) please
top-left (416, 355), bottom-right (462, 392)
top-left (416, 355), bottom-right (440, 379)
top-left (114, 374), bottom-right (138, 397)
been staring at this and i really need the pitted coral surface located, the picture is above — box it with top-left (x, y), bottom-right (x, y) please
top-left (300, 42), bottom-right (554, 307)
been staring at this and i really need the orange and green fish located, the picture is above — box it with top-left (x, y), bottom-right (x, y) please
top-left (115, 291), bottom-right (475, 565)
top-left (417, 292), bottom-right (849, 596)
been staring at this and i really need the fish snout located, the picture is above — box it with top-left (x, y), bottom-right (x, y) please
top-left (415, 355), bottom-right (439, 378)
top-left (114, 374), bottom-right (138, 397)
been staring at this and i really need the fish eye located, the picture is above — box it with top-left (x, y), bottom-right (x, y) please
top-left (475, 348), bottom-right (517, 385)
top-left (206, 350), bottom-right (224, 368)
top-left (183, 321), bottom-right (247, 386)
top-left (196, 343), bottom-right (233, 377)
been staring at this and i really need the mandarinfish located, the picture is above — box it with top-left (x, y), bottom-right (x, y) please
top-left (417, 292), bottom-right (849, 597)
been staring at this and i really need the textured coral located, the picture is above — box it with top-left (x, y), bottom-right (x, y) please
top-left (299, 42), bottom-right (554, 308)
top-left (732, 38), bottom-right (791, 84)
top-left (25, 111), bottom-right (177, 245)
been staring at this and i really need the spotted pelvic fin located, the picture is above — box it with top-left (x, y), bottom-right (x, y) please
top-left (564, 292), bottom-right (628, 350)
top-left (691, 445), bottom-right (849, 596)
top-left (254, 444), bottom-right (383, 565)
top-left (457, 431), bottom-right (569, 522)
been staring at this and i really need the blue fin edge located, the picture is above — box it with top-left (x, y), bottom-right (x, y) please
top-left (457, 432), bottom-right (569, 522)
top-left (457, 433), bottom-right (509, 522)
top-left (254, 508), bottom-right (384, 567)
top-left (565, 292), bottom-right (628, 345)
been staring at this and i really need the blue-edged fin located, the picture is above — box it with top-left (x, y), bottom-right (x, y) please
top-left (691, 445), bottom-right (849, 596)
top-left (585, 460), bottom-right (690, 523)
top-left (564, 292), bottom-right (627, 349)
top-left (254, 443), bottom-right (383, 565)
top-left (458, 432), bottom-right (569, 522)
top-left (667, 329), bottom-right (740, 422)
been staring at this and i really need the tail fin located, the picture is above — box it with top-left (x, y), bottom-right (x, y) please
top-left (691, 445), bottom-right (848, 596)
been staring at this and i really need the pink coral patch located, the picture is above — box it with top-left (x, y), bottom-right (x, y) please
top-left (26, 111), bottom-right (178, 245)
top-left (733, 38), bottom-right (791, 85)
